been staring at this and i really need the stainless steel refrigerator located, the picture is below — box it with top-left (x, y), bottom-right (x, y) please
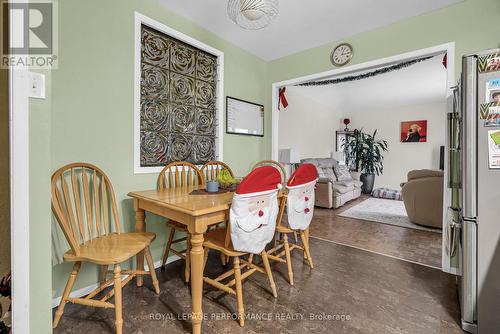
top-left (446, 49), bottom-right (500, 334)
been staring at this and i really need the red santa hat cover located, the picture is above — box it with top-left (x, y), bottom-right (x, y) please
top-left (287, 163), bottom-right (318, 187)
top-left (235, 166), bottom-right (282, 195)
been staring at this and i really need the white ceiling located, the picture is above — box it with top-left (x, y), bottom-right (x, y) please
top-left (286, 54), bottom-right (448, 111)
top-left (159, 0), bottom-right (461, 61)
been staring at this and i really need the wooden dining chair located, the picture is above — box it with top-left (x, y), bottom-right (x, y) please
top-left (200, 161), bottom-right (235, 264)
top-left (201, 195), bottom-right (285, 327)
top-left (252, 160), bottom-right (287, 185)
top-left (253, 160), bottom-right (297, 244)
top-left (200, 160), bottom-right (234, 182)
top-left (158, 161), bottom-right (205, 283)
top-left (267, 190), bottom-right (314, 286)
top-left (51, 163), bottom-right (159, 334)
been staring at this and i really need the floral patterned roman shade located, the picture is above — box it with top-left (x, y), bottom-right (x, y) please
top-left (140, 25), bottom-right (218, 166)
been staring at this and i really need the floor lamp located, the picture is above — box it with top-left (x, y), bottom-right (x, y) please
top-left (278, 148), bottom-right (300, 178)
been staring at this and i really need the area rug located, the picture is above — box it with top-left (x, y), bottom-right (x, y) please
top-left (338, 198), bottom-right (441, 233)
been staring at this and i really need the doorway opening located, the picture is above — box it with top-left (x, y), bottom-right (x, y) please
top-left (272, 43), bottom-right (454, 270)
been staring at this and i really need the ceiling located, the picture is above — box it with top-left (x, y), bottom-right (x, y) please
top-left (159, 0), bottom-right (461, 61)
top-left (286, 54), bottom-right (448, 111)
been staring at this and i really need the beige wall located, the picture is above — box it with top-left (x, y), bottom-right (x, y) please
top-left (279, 87), bottom-right (446, 189)
top-left (346, 102), bottom-right (447, 189)
top-left (278, 89), bottom-right (338, 160)
top-left (0, 66), bottom-right (9, 277)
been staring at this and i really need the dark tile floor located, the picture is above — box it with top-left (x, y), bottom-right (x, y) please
top-left (54, 237), bottom-right (463, 334)
top-left (309, 196), bottom-right (443, 268)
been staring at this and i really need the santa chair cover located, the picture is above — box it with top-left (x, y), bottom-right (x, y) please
top-left (286, 164), bottom-right (318, 231)
top-left (230, 166), bottom-right (282, 254)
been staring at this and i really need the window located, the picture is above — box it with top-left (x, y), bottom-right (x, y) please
top-left (134, 13), bottom-right (224, 173)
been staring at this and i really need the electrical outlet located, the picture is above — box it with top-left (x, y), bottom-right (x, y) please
top-left (28, 72), bottom-right (46, 99)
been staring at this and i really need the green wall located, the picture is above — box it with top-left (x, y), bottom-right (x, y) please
top-left (268, 0), bottom-right (500, 83)
top-left (50, 0), bottom-right (269, 301)
top-left (29, 0), bottom-right (500, 332)
top-left (29, 69), bottom-right (52, 334)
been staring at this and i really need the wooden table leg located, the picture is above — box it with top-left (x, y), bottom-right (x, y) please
top-left (189, 230), bottom-right (205, 334)
top-left (134, 199), bottom-right (146, 287)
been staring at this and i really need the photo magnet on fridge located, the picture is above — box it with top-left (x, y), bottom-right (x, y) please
top-left (480, 102), bottom-right (500, 127)
top-left (486, 78), bottom-right (500, 102)
top-left (488, 130), bottom-right (500, 169)
top-left (478, 52), bottom-right (500, 73)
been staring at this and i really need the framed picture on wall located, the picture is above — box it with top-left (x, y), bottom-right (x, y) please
top-left (226, 96), bottom-right (264, 137)
top-left (401, 120), bottom-right (427, 143)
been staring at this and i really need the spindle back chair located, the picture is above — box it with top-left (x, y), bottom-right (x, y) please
top-left (201, 192), bottom-right (286, 326)
top-left (157, 161), bottom-right (204, 282)
top-left (157, 161), bottom-right (204, 190)
top-left (200, 161), bottom-right (235, 260)
top-left (200, 160), bottom-right (234, 182)
top-left (267, 190), bottom-right (314, 286)
top-left (52, 163), bottom-right (120, 252)
top-left (252, 160), bottom-right (287, 185)
top-left (253, 160), bottom-right (299, 244)
top-left (51, 163), bottom-right (159, 334)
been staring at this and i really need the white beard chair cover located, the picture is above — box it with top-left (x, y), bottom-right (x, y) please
top-left (286, 179), bottom-right (317, 231)
top-left (230, 188), bottom-right (279, 254)
top-left (202, 165), bottom-right (282, 326)
top-left (266, 163), bottom-right (318, 285)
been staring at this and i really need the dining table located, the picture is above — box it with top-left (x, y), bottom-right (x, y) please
top-left (128, 185), bottom-right (234, 334)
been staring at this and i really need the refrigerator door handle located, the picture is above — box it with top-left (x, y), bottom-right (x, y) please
top-left (460, 217), bottom-right (477, 326)
top-left (461, 56), bottom-right (478, 218)
top-left (444, 85), bottom-right (462, 264)
top-left (446, 207), bottom-right (461, 259)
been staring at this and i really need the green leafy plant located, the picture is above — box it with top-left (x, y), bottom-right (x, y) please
top-left (343, 128), bottom-right (388, 175)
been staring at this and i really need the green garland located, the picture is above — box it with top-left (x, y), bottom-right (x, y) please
top-left (298, 55), bottom-right (433, 87)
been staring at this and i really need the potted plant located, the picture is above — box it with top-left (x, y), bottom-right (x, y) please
top-left (344, 129), bottom-right (388, 194)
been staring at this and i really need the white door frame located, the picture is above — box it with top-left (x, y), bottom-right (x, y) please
top-left (270, 42), bottom-right (455, 273)
top-left (8, 0), bottom-right (31, 332)
top-left (271, 42), bottom-right (456, 160)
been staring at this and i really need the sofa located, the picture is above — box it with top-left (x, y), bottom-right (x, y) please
top-left (401, 169), bottom-right (444, 229)
top-left (300, 158), bottom-right (362, 209)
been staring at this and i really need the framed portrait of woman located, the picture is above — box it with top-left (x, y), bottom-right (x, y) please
top-left (401, 120), bottom-right (427, 143)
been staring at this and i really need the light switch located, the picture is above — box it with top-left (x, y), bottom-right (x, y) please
top-left (28, 72), bottom-right (46, 99)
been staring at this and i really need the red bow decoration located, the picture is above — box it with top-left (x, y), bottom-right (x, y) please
top-left (305, 196), bottom-right (309, 202)
top-left (258, 210), bottom-right (264, 217)
top-left (442, 53), bottom-right (447, 69)
top-left (279, 87), bottom-right (288, 110)
top-left (304, 208), bottom-right (310, 214)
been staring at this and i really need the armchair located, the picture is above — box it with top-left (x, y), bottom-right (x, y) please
top-left (401, 169), bottom-right (444, 229)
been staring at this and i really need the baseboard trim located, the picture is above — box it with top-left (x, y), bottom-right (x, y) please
top-left (51, 255), bottom-right (181, 308)
top-left (310, 235), bottom-right (441, 270)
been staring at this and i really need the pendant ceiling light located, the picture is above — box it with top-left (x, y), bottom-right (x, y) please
top-left (227, 0), bottom-right (279, 30)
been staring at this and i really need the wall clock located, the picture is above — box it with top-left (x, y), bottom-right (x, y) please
top-left (330, 43), bottom-right (353, 66)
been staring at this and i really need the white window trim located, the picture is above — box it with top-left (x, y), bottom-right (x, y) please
top-left (133, 12), bottom-right (224, 174)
